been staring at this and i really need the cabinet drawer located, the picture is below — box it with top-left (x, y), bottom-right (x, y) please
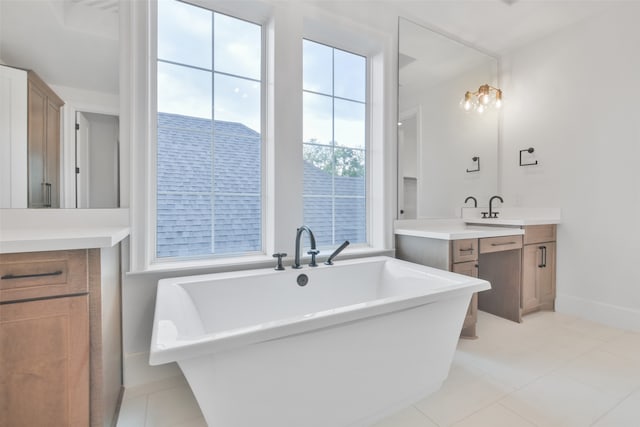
top-left (0, 250), bottom-right (88, 303)
top-left (452, 239), bottom-right (478, 263)
top-left (524, 225), bottom-right (556, 244)
top-left (479, 235), bottom-right (523, 254)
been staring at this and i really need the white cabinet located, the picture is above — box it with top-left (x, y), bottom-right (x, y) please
top-left (0, 65), bottom-right (28, 208)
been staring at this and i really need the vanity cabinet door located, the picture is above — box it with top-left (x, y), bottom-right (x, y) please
top-left (521, 244), bottom-right (539, 312)
top-left (538, 242), bottom-right (556, 307)
top-left (522, 224), bottom-right (557, 315)
top-left (453, 261), bottom-right (478, 337)
top-left (0, 295), bottom-right (89, 427)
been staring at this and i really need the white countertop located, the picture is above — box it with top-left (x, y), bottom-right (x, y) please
top-left (0, 208), bottom-right (130, 254)
top-left (394, 219), bottom-right (524, 240)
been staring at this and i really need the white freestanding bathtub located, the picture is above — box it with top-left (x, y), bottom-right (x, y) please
top-left (150, 256), bottom-right (489, 427)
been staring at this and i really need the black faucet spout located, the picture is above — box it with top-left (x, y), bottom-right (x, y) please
top-left (464, 196), bottom-right (478, 208)
top-left (293, 226), bottom-right (316, 269)
top-left (489, 195), bottom-right (504, 218)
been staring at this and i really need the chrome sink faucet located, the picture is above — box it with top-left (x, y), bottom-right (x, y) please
top-left (293, 226), bottom-right (317, 269)
top-left (488, 195), bottom-right (504, 218)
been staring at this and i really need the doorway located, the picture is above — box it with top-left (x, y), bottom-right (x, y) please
top-left (398, 109), bottom-right (420, 219)
top-left (75, 112), bottom-right (120, 208)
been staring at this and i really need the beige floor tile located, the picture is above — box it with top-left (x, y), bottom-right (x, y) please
top-left (555, 349), bottom-right (640, 399)
top-left (592, 388), bottom-right (640, 427)
top-left (372, 405), bottom-right (438, 427)
top-left (451, 403), bottom-right (537, 427)
top-left (171, 417), bottom-right (208, 427)
top-left (123, 375), bottom-right (188, 399)
top-left (144, 384), bottom-right (204, 427)
top-left (560, 318), bottom-right (627, 342)
top-left (116, 394), bottom-right (148, 427)
top-left (499, 371), bottom-right (621, 427)
top-left (599, 331), bottom-right (640, 363)
top-left (414, 371), bottom-right (512, 426)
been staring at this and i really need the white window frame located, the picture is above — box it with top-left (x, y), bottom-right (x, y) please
top-left (153, 1), bottom-right (267, 262)
top-left (125, 0), bottom-right (394, 273)
top-left (302, 38), bottom-right (370, 248)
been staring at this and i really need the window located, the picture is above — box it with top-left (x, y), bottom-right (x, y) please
top-left (156, 0), bottom-right (263, 259)
top-left (302, 40), bottom-right (367, 247)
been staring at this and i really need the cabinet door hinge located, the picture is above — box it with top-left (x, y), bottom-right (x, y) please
top-left (75, 123), bottom-right (80, 130)
top-left (76, 167), bottom-right (80, 174)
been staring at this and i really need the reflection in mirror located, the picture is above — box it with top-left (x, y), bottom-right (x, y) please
top-left (0, 0), bottom-right (120, 209)
top-left (75, 112), bottom-right (120, 208)
top-left (398, 17), bottom-right (499, 219)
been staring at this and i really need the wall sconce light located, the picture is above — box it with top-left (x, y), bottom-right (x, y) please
top-left (460, 84), bottom-right (503, 113)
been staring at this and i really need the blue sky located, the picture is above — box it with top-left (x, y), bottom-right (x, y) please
top-left (157, 0), bottom-right (366, 147)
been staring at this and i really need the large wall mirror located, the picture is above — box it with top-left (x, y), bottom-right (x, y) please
top-left (0, 0), bottom-right (120, 209)
top-left (398, 17), bottom-right (499, 219)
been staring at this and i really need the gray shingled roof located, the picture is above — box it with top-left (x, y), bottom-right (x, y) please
top-left (157, 112), bottom-right (365, 258)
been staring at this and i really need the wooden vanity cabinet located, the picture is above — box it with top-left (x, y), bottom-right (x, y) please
top-left (521, 225), bottom-right (557, 315)
top-left (452, 239), bottom-right (479, 338)
top-left (395, 236), bottom-right (480, 338)
top-left (0, 250), bottom-right (89, 426)
top-left (27, 71), bottom-right (64, 208)
top-left (0, 249), bottom-right (119, 427)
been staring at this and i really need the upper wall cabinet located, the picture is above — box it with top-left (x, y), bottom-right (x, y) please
top-left (27, 71), bottom-right (64, 208)
top-left (0, 65), bottom-right (64, 208)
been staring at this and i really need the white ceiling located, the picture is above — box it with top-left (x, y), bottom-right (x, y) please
top-left (0, 0), bottom-right (119, 94)
top-left (310, 0), bottom-right (616, 55)
top-left (0, 0), bottom-right (618, 95)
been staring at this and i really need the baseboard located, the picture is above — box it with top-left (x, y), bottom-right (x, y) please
top-left (123, 351), bottom-right (182, 388)
top-left (556, 294), bottom-right (640, 332)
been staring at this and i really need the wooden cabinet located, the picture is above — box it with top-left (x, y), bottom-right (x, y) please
top-left (0, 249), bottom-right (121, 427)
top-left (0, 251), bottom-right (89, 426)
top-left (0, 295), bottom-right (89, 427)
top-left (27, 71), bottom-right (64, 208)
top-left (452, 259), bottom-right (478, 337)
top-left (521, 225), bottom-right (557, 315)
top-left (395, 235), bottom-right (480, 338)
top-left (451, 239), bottom-right (479, 338)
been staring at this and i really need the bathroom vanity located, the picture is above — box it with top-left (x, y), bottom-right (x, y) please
top-left (395, 210), bottom-right (560, 335)
top-left (0, 209), bottom-right (129, 427)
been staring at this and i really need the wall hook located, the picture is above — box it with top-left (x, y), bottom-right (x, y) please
top-left (519, 147), bottom-right (538, 166)
top-left (466, 156), bottom-right (480, 173)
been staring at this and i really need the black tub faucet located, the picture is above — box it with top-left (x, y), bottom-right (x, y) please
top-left (325, 240), bottom-right (350, 265)
top-left (293, 226), bottom-right (317, 269)
top-left (464, 196), bottom-right (477, 208)
top-left (489, 195), bottom-right (504, 218)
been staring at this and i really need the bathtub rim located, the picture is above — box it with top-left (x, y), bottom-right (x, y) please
top-left (149, 256), bottom-right (489, 365)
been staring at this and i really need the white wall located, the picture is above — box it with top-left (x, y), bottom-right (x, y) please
top-left (405, 66), bottom-right (499, 218)
top-left (500, 4), bottom-right (640, 330)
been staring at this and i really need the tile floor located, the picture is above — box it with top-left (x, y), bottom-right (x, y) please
top-left (117, 311), bottom-right (640, 427)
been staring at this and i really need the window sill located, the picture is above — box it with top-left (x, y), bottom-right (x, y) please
top-left (125, 247), bottom-right (395, 277)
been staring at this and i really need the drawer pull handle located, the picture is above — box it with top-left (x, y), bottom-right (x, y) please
top-left (491, 241), bottom-right (516, 246)
top-left (538, 245), bottom-right (547, 268)
top-left (1, 270), bottom-right (63, 280)
top-left (459, 248), bottom-right (474, 253)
